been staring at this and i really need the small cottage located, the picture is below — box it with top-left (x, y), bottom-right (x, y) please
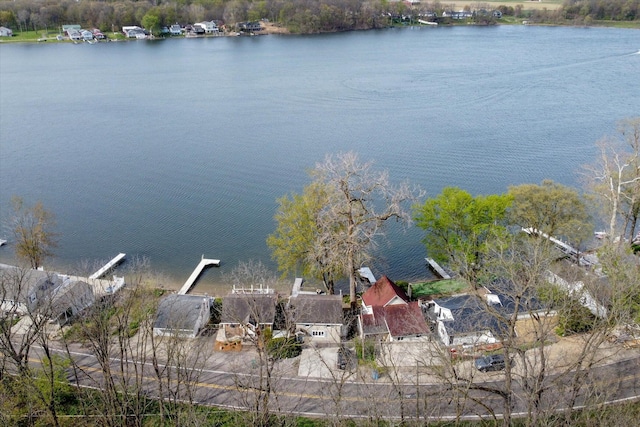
top-left (153, 294), bottom-right (211, 338)
top-left (289, 294), bottom-right (344, 344)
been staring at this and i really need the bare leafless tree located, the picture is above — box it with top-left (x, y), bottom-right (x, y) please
top-left (311, 151), bottom-right (421, 304)
top-left (583, 118), bottom-right (640, 243)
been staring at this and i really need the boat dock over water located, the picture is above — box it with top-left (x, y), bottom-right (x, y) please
top-left (90, 253), bottom-right (126, 280)
top-left (178, 256), bottom-right (220, 295)
top-left (425, 257), bottom-right (451, 280)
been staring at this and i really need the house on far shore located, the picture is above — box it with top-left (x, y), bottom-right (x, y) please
top-left (153, 294), bottom-right (211, 338)
top-left (122, 26), bottom-right (145, 38)
top-left (62, 24), bottom-right (81, 34)
top-left (0, 26), bottom-right (13, 37)
top-left (195, 21), bottom-right (219, 34)
top-left (236, 21), bottom-right (262, 33)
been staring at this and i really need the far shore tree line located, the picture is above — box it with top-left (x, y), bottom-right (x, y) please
top-left (2, 117), bottom-right (640, 426)
top-left (0, 0), bottom-right (638, 37)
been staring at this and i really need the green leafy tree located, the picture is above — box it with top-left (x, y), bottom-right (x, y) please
top-left (414, 187), bottom-right (512, 284)
top-left (508, 180), bottom-right (593, 256)
top-left (267, 182), bottom-right (341, 294)
top-left (141, 11), bottom-right (160, 35)
top-left (10, 196), bottom-right (57, 269)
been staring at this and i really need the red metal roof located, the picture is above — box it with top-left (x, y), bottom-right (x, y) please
top-left (383, 302), bottom-right (430, 338)
top-left (361, 276), bottom-right (409, 307)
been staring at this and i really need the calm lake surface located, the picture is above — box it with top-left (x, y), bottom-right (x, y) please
top-left (1, 26), bottom-right (639, 294)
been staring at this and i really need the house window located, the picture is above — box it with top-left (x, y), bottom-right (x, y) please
top-left (312, 330), bottom-right (325, 337)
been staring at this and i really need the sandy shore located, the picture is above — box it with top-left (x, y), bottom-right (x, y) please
top-left (259, 22), bottom-right (290, 35)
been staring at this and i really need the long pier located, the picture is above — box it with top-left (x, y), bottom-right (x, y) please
top-left (522, 228), bottom-right (596, 267)
top-left (178, 256), bottom-right (220, 295)
top-left (89, 253), bottom-right (126, 280)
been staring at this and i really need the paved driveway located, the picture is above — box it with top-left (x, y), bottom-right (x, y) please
top-left (298, 347), bottom-right (339, 379)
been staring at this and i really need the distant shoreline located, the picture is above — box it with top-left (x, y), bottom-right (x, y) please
top-left (2, 19), bottom-right (638, 45)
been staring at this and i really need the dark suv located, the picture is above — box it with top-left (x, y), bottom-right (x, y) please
top-left (474, 354), bottom-right (506, 372)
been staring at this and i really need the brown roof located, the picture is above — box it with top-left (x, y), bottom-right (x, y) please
top-left (361, 306), bottom-right (390, 336)
top-left (289, 294), bottom-right (343, 324)
top-left (220, 294), bottom-right (277, 325)
top-left (383, 302), bottom-right (430, 338)
top-left (361, 276), bottom-right (409, 307)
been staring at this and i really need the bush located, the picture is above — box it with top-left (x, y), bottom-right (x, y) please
top-left (355, 338), bottom-right (376, 362)
top-left (266, 337), bottom-right (301, 359)
top-left (395, 280), bottom-right (409, 294)
top-left (556, 304), bottom-right (597, 336)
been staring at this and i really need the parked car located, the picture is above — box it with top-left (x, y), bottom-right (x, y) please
top-left (474, 354), bottom-right (506, 372)
top-left (337, 346), bottom-right (356, 371)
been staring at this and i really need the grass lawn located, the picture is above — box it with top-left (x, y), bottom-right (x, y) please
top-left (0, 29), bottom-right (127, 43)
top-left (410, 279), bottom-right (469, 298)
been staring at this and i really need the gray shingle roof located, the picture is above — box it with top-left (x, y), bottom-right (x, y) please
top-left (289, 294), bottom-right (343, 324)
top-left (154, 294), bottom-right (209, 332)
top-left (220, 294), bottom-right (277, 325)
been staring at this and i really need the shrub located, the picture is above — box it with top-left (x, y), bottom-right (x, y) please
top-left (556, 303), bottom-right (597, 336)
top-left (266, 337), bottom-right (301, 359)
top-left (355, 338), bottom-right (376, 362)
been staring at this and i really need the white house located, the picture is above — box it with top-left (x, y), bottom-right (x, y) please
top-left (289, 294), bottom-right (344, 344)
top-left (428, 294), bottom-right (498, 347)
top-left (0, 265), bottom-right (95, 323)
top-left (81, 30), bottom-right (94, 41)
top-left (122, 26), bottom-right (144, 38)
top-left (0, 27), bottom-right (13, 37)
top-left (67, 29), bottom-right (83, 41)
top-left (195, 21), bottom-right (219, 34)
top-left (545, 271), bottom-right (608, 318)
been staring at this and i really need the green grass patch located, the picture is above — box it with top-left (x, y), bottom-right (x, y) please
top-left (410, 279), bottom-right (469, 298)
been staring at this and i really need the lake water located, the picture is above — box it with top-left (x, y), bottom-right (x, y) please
top-left (1, 26), bottom-right (639, 294)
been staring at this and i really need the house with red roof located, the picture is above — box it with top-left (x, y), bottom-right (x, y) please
top-left (358, 276), bottom-right (431, 342)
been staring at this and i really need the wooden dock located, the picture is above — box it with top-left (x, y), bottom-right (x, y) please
top-left (178, 256), bottom-right (220, 295)
top-left (89, 253), bottom-right (126, 280)
top-left (522, 228), bottom-right (596, 267)
top-left (425, 257), bottom-right (451, 280)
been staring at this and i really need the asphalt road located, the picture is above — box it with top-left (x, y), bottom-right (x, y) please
top-left (25, 343), bottom-right (640, 422)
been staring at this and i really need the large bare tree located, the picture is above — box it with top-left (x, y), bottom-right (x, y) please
top-left (583, 118), bottom-right (640, 243)
top-left (311, 151), bottom-right (419, 304)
